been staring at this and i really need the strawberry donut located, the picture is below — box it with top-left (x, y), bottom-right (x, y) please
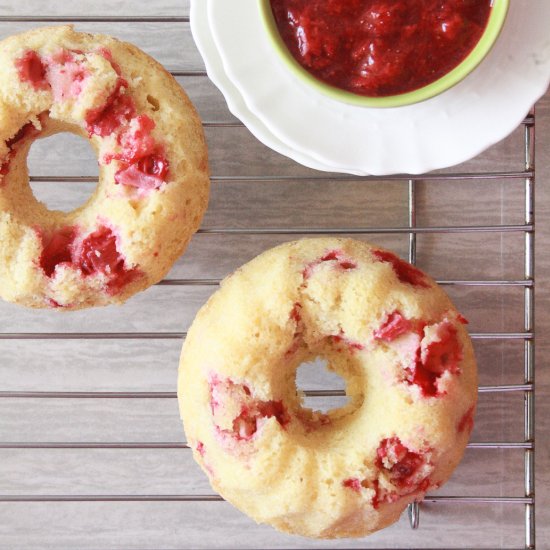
top-left (178, 238), bottom-right (477, 539)
top-left (0, 26), bottom-right (209, 309)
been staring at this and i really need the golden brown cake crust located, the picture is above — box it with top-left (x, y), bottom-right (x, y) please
top-left (178, 238), bottom-right (477, 539)
top-left (0, 26), bottom-right (209, 309)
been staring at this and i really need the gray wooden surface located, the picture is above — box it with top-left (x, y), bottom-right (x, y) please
top-left (0, 2), bottom-right (548, 549)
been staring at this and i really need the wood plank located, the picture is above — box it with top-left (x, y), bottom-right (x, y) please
top-left (0, 501), bottom-right (525, 549)
top-left (0, 338), bottom-right (525, 392)
top-left (0, 22), bottom-right (200, 70)
top-left (0, 392), bottom-right (525, 443)
top-left (0, 448), bottom-right (524, 497)
top-left (0, 1), bottom-right (189, 17)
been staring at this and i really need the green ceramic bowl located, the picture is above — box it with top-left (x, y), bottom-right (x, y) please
top-left (258, 0), bottom-right (510, 108)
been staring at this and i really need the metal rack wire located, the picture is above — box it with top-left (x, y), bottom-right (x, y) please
top-left (0, 9), bottom-right (537, 550)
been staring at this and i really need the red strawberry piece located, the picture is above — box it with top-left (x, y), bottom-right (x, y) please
top-left (373, 311), bottom-right (413, 342)
top-left (15, 51), bottom-right (48, 90)
top-left (39, 227), bottom-right (77, 277)
top-left (372, 249), bottom-right (429, 288)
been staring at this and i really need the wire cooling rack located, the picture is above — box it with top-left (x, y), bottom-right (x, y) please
top-left (0, 9), bottom-right (537, 550)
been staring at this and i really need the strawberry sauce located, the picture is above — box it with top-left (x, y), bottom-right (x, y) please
top-left (270, 0), bottom-right (492, 96)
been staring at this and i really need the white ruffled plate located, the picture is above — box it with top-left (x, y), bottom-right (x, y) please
top-left (190, 1), bottom-right (338, 173)
top-left (197, 0), bottom-right (550, 176)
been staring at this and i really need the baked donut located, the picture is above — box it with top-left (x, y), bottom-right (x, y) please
top-left (0, 26), bottom-right (209, 309)
top-left (178, 238), bottom-right (477, 539)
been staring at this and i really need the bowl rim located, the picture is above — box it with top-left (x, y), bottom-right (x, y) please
top-left (258, 0), bottom-right (510, 108)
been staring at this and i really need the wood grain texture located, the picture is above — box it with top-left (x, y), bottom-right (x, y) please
top-left (0, 392), bottom-right (526, 442)
top-left (0, 2), bottom-right (547, 549)
top-left (0, 1), bottom-right (189, 16)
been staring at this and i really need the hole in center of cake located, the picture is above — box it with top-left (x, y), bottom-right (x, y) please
top-left (295, 356), bottom-right (352, 415)
top-left (28, 132), bottom-right (98, 213)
